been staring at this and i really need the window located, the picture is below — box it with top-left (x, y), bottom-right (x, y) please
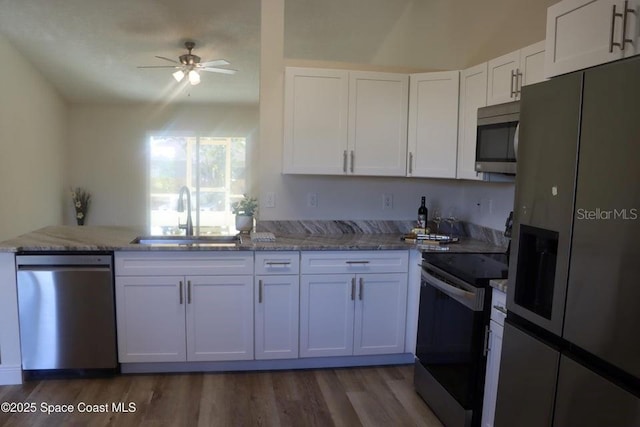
top-left (149, 135), bottom-right (246, 235)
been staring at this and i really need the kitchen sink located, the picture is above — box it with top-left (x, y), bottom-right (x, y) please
top-left (131, 235), bottom-right (242, 246)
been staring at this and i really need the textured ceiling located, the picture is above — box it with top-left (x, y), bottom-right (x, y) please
top-left (0, 0), bottom-right (556, 104)
top-left (0, 0), bottom-right (260, 104)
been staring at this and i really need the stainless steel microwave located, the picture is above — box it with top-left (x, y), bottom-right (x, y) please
top-left (475, 101), bottom-right (519, 174)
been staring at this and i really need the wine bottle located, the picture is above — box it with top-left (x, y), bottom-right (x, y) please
top-left (417, 197), bottom-right (428, 231)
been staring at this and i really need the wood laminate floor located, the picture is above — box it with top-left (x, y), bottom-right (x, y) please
top-left (0, 365), bottom-right (443, 427)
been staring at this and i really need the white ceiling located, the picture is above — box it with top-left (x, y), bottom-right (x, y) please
top-left (0, 0), bottom-right (260, 104)
top-left (0, 0), bottom-right (556, 105)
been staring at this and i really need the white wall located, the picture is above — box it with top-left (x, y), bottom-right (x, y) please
top-left (66, 103), bottom-right (258, 227)
top-left (261, 0), bottom-right (515, 230)
top-left (0, 36), bottom-right (67, 241)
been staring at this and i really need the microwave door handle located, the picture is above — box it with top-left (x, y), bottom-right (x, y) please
top-left (515, 123), bottom-right (520, 159)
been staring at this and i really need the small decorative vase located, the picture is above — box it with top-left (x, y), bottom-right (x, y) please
top-left (235, 215), bottom-right (253, 234)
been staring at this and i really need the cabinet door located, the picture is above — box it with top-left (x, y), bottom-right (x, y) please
top-left (481, 319), bottom-right (504, 427)
top-left (283, 67), bottom-right (349, 175)
top-left (520, 41), bottom-right (546, 87)
top-left (348, 72), bottom-right (409, 176)
top-left (255, 275), bottom-right (299, 360)
top-left (626, 0), bottom-right (640, 58)
top-left (115, 276), bottom-right (186, 363)
top-left (353, 273), bottom-right (407, 355)
top-left (457, 62), bottom-right (487, 181)
top-left (487, 50), bottom-right (521, 105)
top-left (545, 0), bottom-right (625, 78)
top-left (300, 274), bottom-right (355, 357)
top-left (407, 71), bottom-right (459, 178)
top-left (185, 275), bottom-right (253, 361)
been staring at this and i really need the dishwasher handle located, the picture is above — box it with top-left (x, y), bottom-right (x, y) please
top-left (16, 254), bottom-right (112, 268)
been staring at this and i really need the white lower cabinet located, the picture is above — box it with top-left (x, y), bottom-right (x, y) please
top-left (116, 276), bottom-right (187, 363)
top-left (482, 287), bottom-right (507, 427)
top-left (115, 252), bottom-right (254, 363)
top-left (186, 276), bottom-right (254, 362)
top-left (299, 251), bottom-right (409, 358)
top-left (254, 252), bottom-right (300, 360)
top-left (255, 275), bottom-right (299, 360)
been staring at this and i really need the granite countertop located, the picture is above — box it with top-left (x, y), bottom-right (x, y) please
top-left (0, 226), bottom-right (507, 254)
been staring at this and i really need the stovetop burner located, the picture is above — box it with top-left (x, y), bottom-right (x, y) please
top-left (422, 252), bottom-right (508, 287)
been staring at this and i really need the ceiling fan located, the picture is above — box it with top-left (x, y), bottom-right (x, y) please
top-left (138, 41), bottom-right (237, 85)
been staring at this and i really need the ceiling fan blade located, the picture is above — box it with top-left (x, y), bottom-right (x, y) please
top-left (137, 65), bottom-right (180, 69)
top-left (155, 56), bottom-right (179, 64)
top-left (199, 59), bottom-right (230, 67)
top-left (200, 67), bottom-right (238, 75)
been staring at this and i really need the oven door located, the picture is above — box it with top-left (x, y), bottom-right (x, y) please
top-left (415, 264), bottom-right (489, 426)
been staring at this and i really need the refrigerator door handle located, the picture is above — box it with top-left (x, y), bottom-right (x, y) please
top-left (514, 123), bottom-right (519, 160)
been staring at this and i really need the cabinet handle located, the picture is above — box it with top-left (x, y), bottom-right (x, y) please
top-left (187, 280), bottom-right (192, 304)
top-left (343, 150), bottom-right (348, 173)
top-left (346, 260), bottom-right (370, 265)
top-left (351, 277), bottom-right (356, 301)
top-left (493, 304), bottom-right (508, 315)
top-left (359, 277), bottom-right (364, 300)
top-left (350, 150), bottom-right (355, 173)
top-left (409, 152), bottom-right (413, 174)
top-left (259, 279), bottom-right (263, 303)
top-left (483, 325), bottom-right (491, 356)
top-left (516, 69), bottom-right (523, 95)
top-left (265, 261), bottom-right (291, 266)
top-left (179, 281), bottom-right (183, 305)
top-left (622, 0), bottom-right (636, 51)
top-left (610, 4), bottom-right (624, 52)
top-left (510, 69), bottom-right (516, 98)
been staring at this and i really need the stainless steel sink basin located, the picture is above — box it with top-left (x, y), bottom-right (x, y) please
top-left (131, 235), bottom-right (241, 246)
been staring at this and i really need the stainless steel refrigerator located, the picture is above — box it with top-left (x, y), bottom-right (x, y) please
top-left (495, 56), bottom-right (640, 426)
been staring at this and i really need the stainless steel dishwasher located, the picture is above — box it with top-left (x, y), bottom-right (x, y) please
top-left (16, 254), bottom-right (117, 376)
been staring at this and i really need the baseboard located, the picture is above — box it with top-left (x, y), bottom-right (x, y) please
top-left (121, 353), bottom-right (414, 374)
top-left (0, 365), bottom-right (23, 385)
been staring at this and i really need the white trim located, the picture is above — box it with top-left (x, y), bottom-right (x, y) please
top-left (0, 366), bottom-right (22, 385)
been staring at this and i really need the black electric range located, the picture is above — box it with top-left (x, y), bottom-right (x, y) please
top-left (422, 252), bottom-right (508, 287)
top-left (415, 251), bottom-right (508, 427)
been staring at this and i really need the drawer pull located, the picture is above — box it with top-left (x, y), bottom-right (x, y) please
top-left (345, 260), bottom-right (370, 265)
top-left (265, 261), bottom-right (292, 266)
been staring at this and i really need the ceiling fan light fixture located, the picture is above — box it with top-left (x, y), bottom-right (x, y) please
top-left (188, 69), bottom-right (201, 85)
top-left (172, 70), bottom-right (185, 82)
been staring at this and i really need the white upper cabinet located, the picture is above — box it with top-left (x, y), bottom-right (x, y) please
top-left (487, 41), bottom-right (546, 105)
top-left (457, 62), bottom-right (488, 181)
top-left (545, 0), bottom-right (639, 78)
top-left (283, 67), bottom-right (408, 177)
top-left (487, 50), bottom-right (522, 105)
top-left (283, 68), bottom-right (349, 175)
top-left (407, 71), bottom-right (460, 178)
top-left (348, 72), bottom-right (409, 176)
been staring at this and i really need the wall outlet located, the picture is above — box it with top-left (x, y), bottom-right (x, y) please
top-left (265, 192), bottom-right (275, 208)
top-left (307, 192), bottom-right (318, 208)
top-left (382, 194), bottom-right (393, 210)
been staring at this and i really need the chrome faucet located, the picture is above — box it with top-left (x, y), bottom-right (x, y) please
top-left (177, 186), bottom-right (194, 236)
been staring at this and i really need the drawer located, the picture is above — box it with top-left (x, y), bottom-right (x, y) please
top-left (115, 251), bottom-right (254, 276)
top-left (255, 252), bottom-right (300, 275)
top-left (300, 250), bottom-right (409, 275)
top-left (491, 287), bottom-right (507, 326)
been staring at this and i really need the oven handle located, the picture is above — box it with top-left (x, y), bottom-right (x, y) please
top-left (421, 269), bottom-right (474, 300)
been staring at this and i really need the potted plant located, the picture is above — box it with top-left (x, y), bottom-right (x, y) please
top-left (70, 187), bottom-right (91, 226)
top-left (232, 194), bottom-right (258, 234)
